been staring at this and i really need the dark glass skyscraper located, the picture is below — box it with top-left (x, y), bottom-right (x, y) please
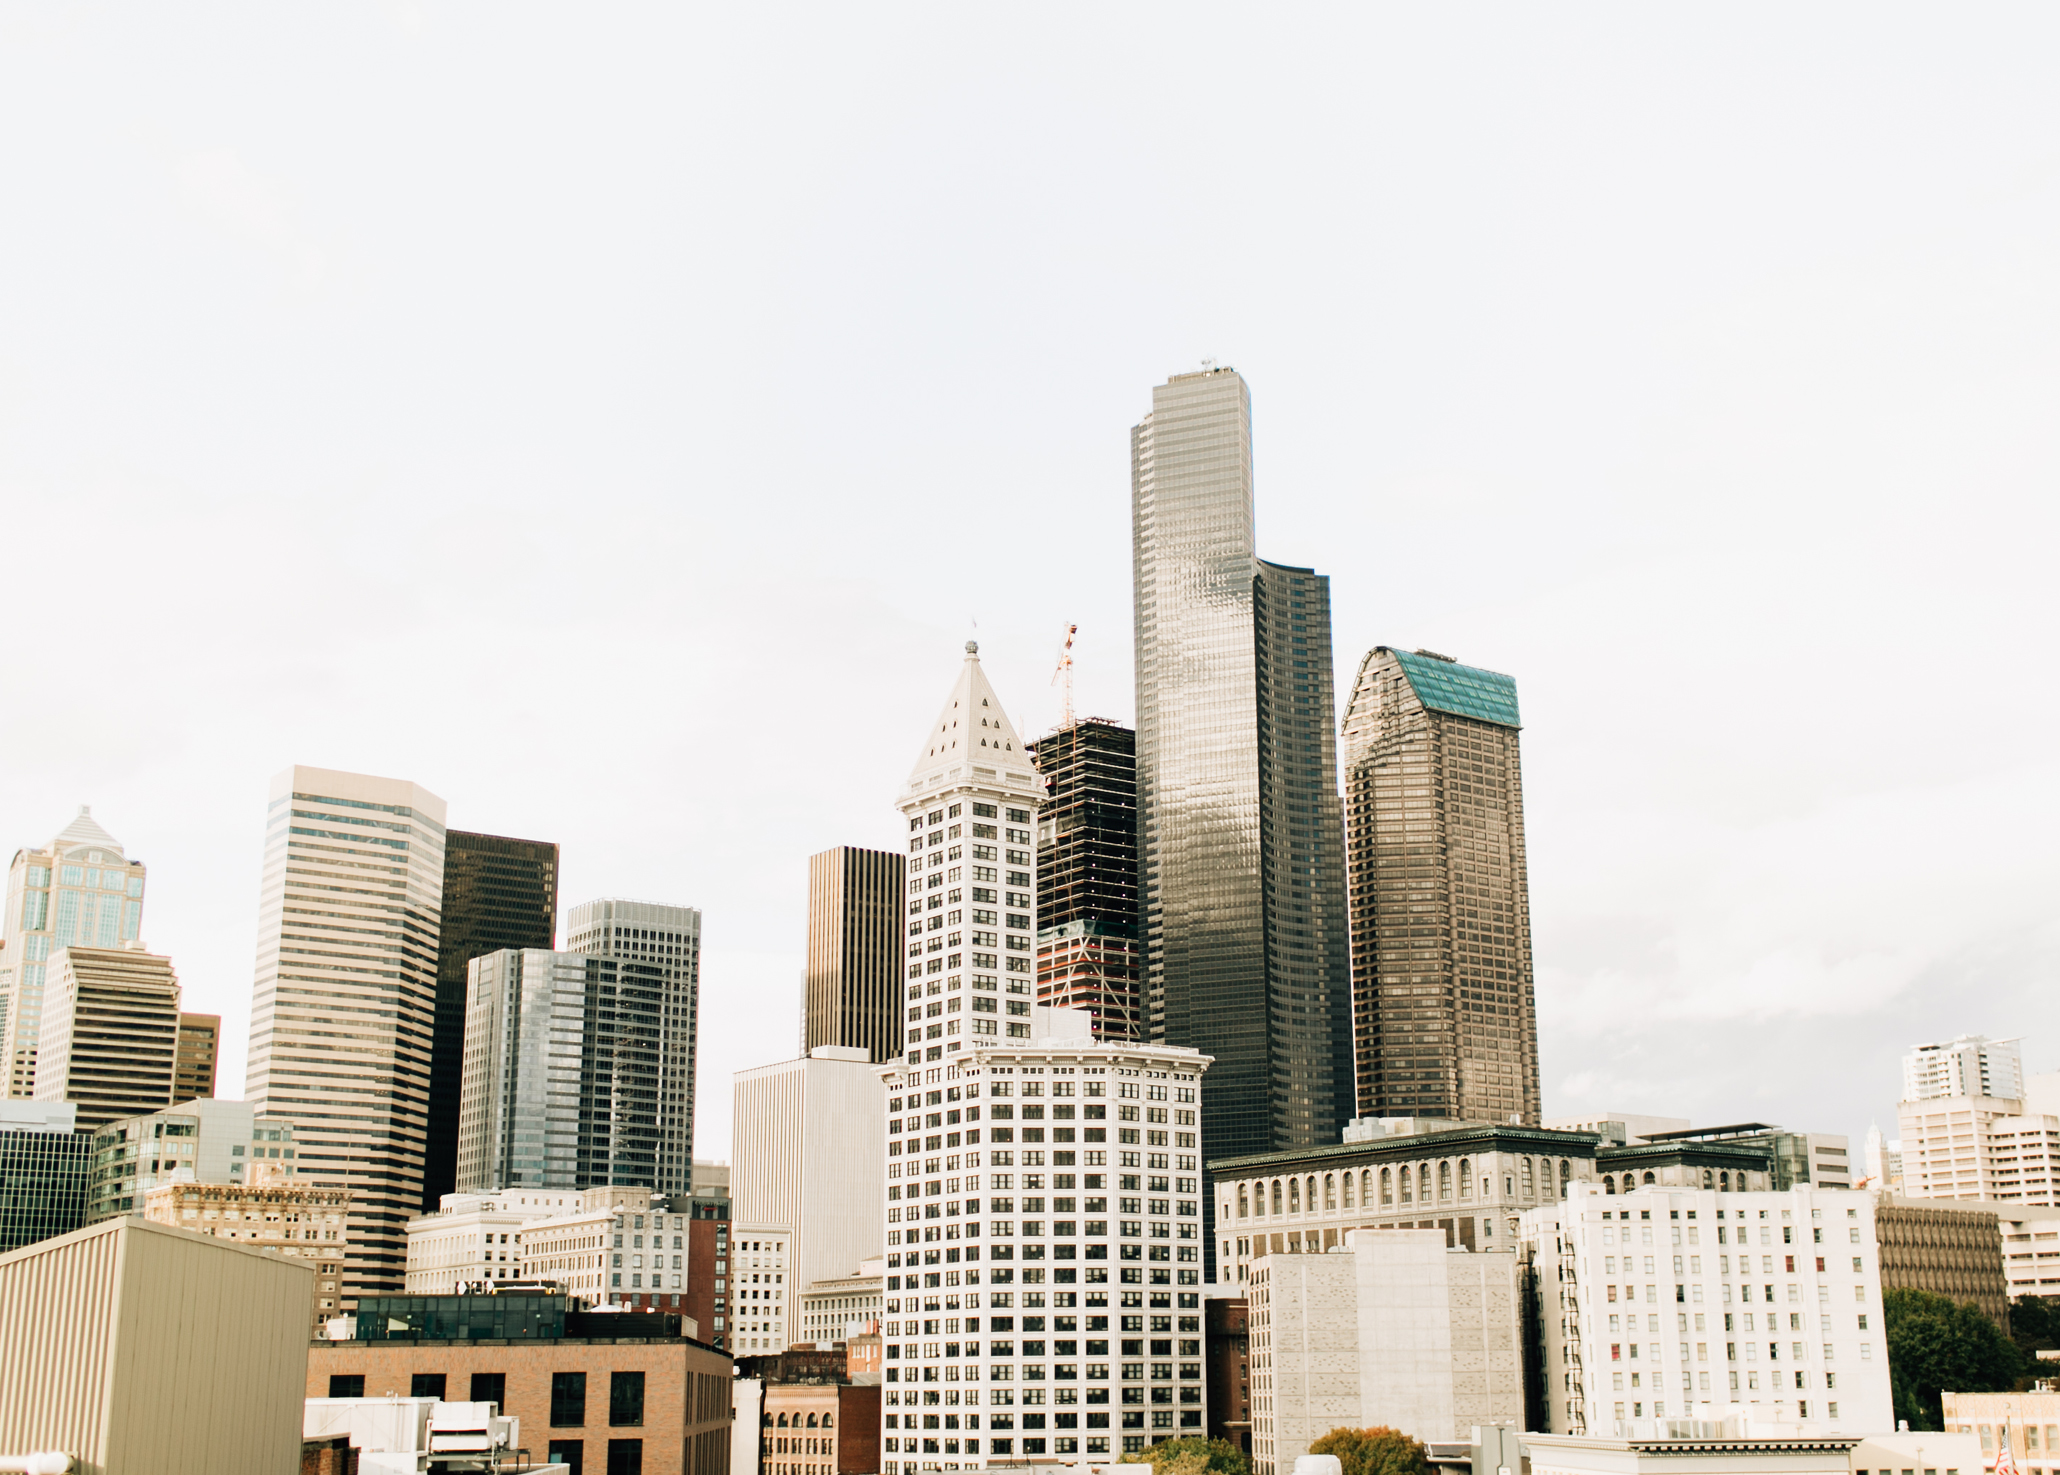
top-left (428, 831), bottom-right (559, 1209)
top-left (1027, 718), bottom-right (1144, 1041)
top-left (803, 846), bottom-right (906, 1064)
top-left (1131, 367), bottom-right (1354, 1182)
top-left (1341, 647), bottom-right (1537, 1124)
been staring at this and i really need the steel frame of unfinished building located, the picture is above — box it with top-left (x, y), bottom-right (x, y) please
top-left (1028, 717), bottom-right (1145, 1041)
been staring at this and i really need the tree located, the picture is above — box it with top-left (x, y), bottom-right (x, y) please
top-left (1117, 1436), bottom-right (1252, 1475)
top-left (1885, 1287), bottom-right (2023, 1430)
top-left (1306, 1427), bottom-right (1433, 1475)
top-left (2011, 1296), bottom-right (2060, 1368)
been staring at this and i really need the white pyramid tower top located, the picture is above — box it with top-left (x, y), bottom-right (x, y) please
top-left (50, 805), bottom-right (123, 857)
top-left (901, 641), bottom-right (1040, 805)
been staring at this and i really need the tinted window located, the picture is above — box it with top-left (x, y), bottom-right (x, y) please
top-left (552, 1371), bottom-right (588, 1427)
top-left (548, 1440), bottom-right (585, 1475)
top-left (410, 1374), bottom-right (446, 1400)
top-left (470, 1372), bottom-right (507, 1408)
top-left (607, 1439), bottom-right (644, 1475)
top-left (328, 1375), bottom-right (364, 1399)
top-left (609, 1371), bottom-right (646, 1427)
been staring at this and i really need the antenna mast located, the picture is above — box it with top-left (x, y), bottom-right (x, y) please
top-left (1051, 622), bottom-right (1078, 730)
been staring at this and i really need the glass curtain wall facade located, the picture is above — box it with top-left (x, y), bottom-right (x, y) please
top-left (428, 831), bottom-right (560, 1209)
top-left (0, 1114), bottom-right (90, 1253)
top-left (1028, 720), bottom-right (1144, 1043)
top-left (3, 807), bottom-right (146, 1098)
top-left (1341, 648), bottom-right (1538, 1124)
top-left (455, 948), bottom-right (599, 1193)
top-left (1130, 368), bottom-right (1352, 1185)
top-left (564, 900), bottom-right (701, 1194)
top-left (245, 765), bottom-right (449, 1298)
top-left (805, 846), bottom-right (908, 1064)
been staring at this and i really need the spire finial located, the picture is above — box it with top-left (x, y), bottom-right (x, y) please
top-left (965, 640), bottom-right (979, 656)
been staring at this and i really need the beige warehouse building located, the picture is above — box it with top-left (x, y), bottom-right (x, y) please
top-left (0, 1213), bottom-right (314, 1474)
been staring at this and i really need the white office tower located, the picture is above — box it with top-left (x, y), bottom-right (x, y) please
top-left (899, 642), bottom-right (1043, 1065)
top-left (732, 1047), bottom-right (887, 1349)
top-left (1904, 1035), bottom-right (2026, 1103)
top-left (1521, 1181), bottom-right (1892, 1438)
top-left (2, 807), bottom-right (147, 1098)
top-left (564, 899), bottom-right (702, 1194)
top-left (1896, 1035), bottom-right (2060, 1204)
top-left (878, 1005), bottom-right (1212, 1471)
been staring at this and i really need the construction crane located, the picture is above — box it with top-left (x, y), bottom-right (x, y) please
top-left (1051, 622), bottom-right (1078, 730)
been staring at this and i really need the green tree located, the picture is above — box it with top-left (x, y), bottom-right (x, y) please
top-left (2011, 1296), bottom-right (2060, 1368)
top-left (1305, 1427), bottom-right (1433, 1475)
top-left (1117, 1436), bottom-right (1252, 1475)
top-left (1885, 1287), bottom-right (2023, 1430)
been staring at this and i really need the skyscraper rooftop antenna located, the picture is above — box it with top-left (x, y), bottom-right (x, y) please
top-left (1052, 622), bottom-right (1078, 730)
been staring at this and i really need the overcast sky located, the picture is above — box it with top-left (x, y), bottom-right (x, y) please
top-left (3, 6), bottom-right (2056, 1166)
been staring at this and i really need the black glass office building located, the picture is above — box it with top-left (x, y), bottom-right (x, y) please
top-left (1027, 719), bottom-right (1146, 1041)
top-left (429, 831), bottom-right (560, 1209)
top-left (0, 1120), bottom-right (90, 1254)
top-left (1130, 368), bottom-right (1355, 1196)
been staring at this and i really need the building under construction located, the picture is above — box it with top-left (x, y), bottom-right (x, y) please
top-left (1026, 718), bottom-right (1144, 1041)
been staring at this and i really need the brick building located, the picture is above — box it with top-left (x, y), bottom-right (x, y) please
top-left (308, 1333), bottom-right (734, 1475)
top-left (761, 1382), bottom-right (882, 1475)
top-left (1205, 1297), bottom-right (1250, 1455)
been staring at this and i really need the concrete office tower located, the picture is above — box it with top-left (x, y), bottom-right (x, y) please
top-left (87, 1097), bottom-right (299, 1219)
top-left (1905, 1034), bottom-right (2025, 1103)
top-left (175, 1012), bottom-right (220, 1101)
top-left (33, 944), bottom-right (181, 1133)
top-left (806, 846), bottom-right (908, 1064)
top-left (2, 806), bottom-right (147, 1098)
top-left (565, 899), bottom-right (702, 1193)
top-left (1521, 1181), bottom-right (1893, 1438)
top-left (875, 1006), bottom-right (1214, 1471)
top-left (1130, 367), bottom-right (1353, 1169)
top-left (1248, 1228), bottom-right (1521, 1467)
top-left (1027, 720), bottom-right (1144, 1043)
top-left (899, 642), bottom-right (1044, 1064)
top-left (427, 830), bottom-right (559, 1210)
top-left (1341, 646), bottom-right (1538, 1124)
top-left (0, 1099), bottom-right (90, 1253)
top-left (245, 765), bottom-right (449, 1298)
top-left (733, 1047), bottom-right (887, 1349)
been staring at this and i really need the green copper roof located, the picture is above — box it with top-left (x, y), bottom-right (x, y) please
top-left (1392, 650), bottom-right (1521, 728)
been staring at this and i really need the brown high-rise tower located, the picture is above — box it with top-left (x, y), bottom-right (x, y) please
top-left (803, 846), bottom-right (906, 1063)
top-left (1341, 647), bottom-right (1538, 1124)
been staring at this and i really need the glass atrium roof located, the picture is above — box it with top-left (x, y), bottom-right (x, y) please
top-left (1393, 650), bottom-right (1521, 729)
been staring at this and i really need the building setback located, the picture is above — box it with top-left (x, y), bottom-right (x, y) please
top-left (1341, 645), bottom-right (1538, 1124)
top-left (566, 899), bottom-right (703, 1194)
top-left (428, 829), bottom-right (559, 1210)
top-left (2, 806), bottom-right (147, 1099)
top-left (1027, 719), bottom-right (1144, 1044)
top-left (174, 1011), bottom-right (220, 1101)
top-left (806, 847), bottom-right (908, 1065)
top-left (33, 943), bottom-right (181, 1133)
top-left (244, 764), bottom-right (449, 1299)
top-left (1130, 367), bottom-right (1353, 1185)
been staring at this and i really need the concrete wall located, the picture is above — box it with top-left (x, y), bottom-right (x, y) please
top-left (0, 1214), bottom-right (312, 1475)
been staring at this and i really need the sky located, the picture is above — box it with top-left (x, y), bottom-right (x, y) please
top-left (2, 5), bottom-right (2056, 1167)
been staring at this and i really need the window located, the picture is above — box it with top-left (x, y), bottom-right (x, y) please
top-left (411, 1374), bottom-right (447, 1400)
top-left (471, 1372), bottom-right (507, 1408)
top-left (553, 1372), bottom-right (589, 1427)
top-left (549, 1442), bottom-right (585, 1475)
top-left (607, 1440), bottom-right (644, 1475)
top-left (329, 1375), bottom-right (365, 1399)
top-left (610, 1371), bottom-right (647, 1427)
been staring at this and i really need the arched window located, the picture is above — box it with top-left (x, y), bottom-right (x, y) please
top-left (1238, 1185), bottom-right (1249, 1218)
top-left (1458, 1159), bottom-right (1472, 1200)
top-left (762, 1415), bottom-right (774, 1427)
top-left (1381, 1168), bottom-right (1394, 1205)
top-left (1271, 1180), bottom-right (1282, 1215)
top-left (1643, 1171), bottom-right (1656, 1186)
top-left (1703, 1169), bottom-right (1714, 1189)
top-left (1306, 1176), bottom-right (1317, 1213)
top-left (1399, 1166), bottom-right (1413, 1203)
top-left (807, 1415), bottom-right (819, 1429)
top-left (1419, 1165), bottom-right (1431, 1202)
top-left (1560, 1160), bottom-right (1571, 1198)
top-left (1719, 1171), bottom-right (1730, 1192)
top-left (1289, 1178), bottom-right (1300, 1213)
top-left (1604, 1175), bottom-right (1616, 1195)
top-left (823, 1415), bottom-right (833, 1429)
top-left (1341, 1172), bottom-right (1354, 1210)
top-left (1362, 1169), bottom-right (1373, 1206)
top-left (1438, 1161), bottom-right (1452, 1202)
top-left (1521, 1158), bottom-right (1535, 1198)
top-left (778, 1414), bottom-right (790, 1428)
top-left (1323, 1175), bottom-right (1336, 1211)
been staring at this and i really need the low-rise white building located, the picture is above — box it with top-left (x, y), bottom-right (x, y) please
top-left (1248, 1229), bottom-right (1520, 1475)
top-left (512, 1185), bottom-right (662, 1303)
top-left (730, 1225), bottom-right (793, 1354)
top-left (802, 1257), bottom-right (886, 1346)
top-left (403, 1187), bottom-right (582, 1293)
top-left (1522, 1182), bottom-right (1893, 1437)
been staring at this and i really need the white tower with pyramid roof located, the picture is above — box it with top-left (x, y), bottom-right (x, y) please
top-left (898, 642), bottom-right (1043, 1064)
top-left (3, 806), bottom-right (148, 1096)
